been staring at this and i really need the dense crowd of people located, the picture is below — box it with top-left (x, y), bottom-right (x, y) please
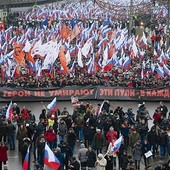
top-left (0, 1), bottom-right (169, 89)
top-left (0, 101), bottom-right (169, 169)
top-left (0, 1), bottom-right (170, 170)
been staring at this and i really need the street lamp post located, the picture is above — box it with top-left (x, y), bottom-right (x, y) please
top-left (129, 0), bottom-right (133, 35)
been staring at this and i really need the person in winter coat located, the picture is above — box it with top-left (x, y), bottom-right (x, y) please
top-left (67, 128), bottom-right (77, 156)
top-left (54, 147), bottom-right (65, 170)
top-left (60, 142), bottom-right (72, 170)
top-left (142, 139), bottom-right (151, 167)
top-left (0, 142), bottom-right (8, 170)
top-left (93, 129), bottom-right (105, 155)
top-left (147, 126), bottom-right (158, 158)
top-left (74, 114), bottom-right (84, 142)
top-left (58, 119), bottom-right (67, 144)
top-left (68, 156), bottom-right (80, 170)
top-left (126, 155), bottom-right (135, 170)
top-left (78, 143), bottom-right (88, 170)
top-left (106, 126), bottom-right (118, 144)
top-left (44, 126), bottom-right (56, 149)
top-left (132, 140), bottom-right (142, 170)
top-left (7, 120), bottom-right (16, 150)
top-left (105, 138), bottom-right (118, 170)
top-left (13, 103), bottom-right (20, 116)
top-left (0, 121), bottom-right (8, 143)
top-left (20, 137), bottom-right (31, 165)
top-left (47, 114), bottom-right (55, 128)
top-left (153, 109), bottom-right (162, 125)
top-left (39, 109), bottom-right (46, 121)
top-left (16, 124), bottom-right (27, 152)
top-left (129, 129), bottom-right (140, 150)
top-left (159, 129), bottom-right (168, 158)
top-left (119, 150), bottom-right (128, 170)
top-left (95, 154), bottom-right (107, 170)
top-left (83, 123), bottom-right (92, 147)
top-left (28, 110), bottom-right (36, 124)
top-left (36, 135), bottom-right (45, 168)
top-left (86, 145), bottom-right (96, 170)
top-left (121, 120), bottom-right (129, 149)
top-left (21, 106), bottom-right (30, 121)
top-left (137, 119), bottom-right (149, 143)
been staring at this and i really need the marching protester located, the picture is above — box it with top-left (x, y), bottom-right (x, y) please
top-left (133, 140), bottom-right (142, 170)
top-left (7, 120), bottom-right (16, 150)
top-left (78, 143), bottom-right (88, 170)
top-left (95, 154), bottom-right (107, 170)
top-left (0, 142), bottom-right (8, 170)
top-left (16, 124), bottom-right (27, 152)
top-left (68, 157), bottom-right (80, 170)
top-left (86, 145), bottom-right (96, 170)
top-left (1, 98), bottom-right (170, 170)
top-left (93, 129), bottom-right (105, 155)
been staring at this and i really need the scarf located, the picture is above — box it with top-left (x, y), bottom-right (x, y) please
top-left (97, 132), bottom-right (101, 140)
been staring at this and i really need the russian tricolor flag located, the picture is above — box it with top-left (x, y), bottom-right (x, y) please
top-left (44, 143), bottom-right (60, 169)
top-left (156, 64), bottom-right (164, 79)
top-left (111, 136), bottom-right (123, 153)
top-left (6, 102), bottom-right (13, 120)
top-left (22, 146), bottom-right (30, 170)
top-left (97, 101), bottom-right (105, 115)
top-left (47, 97), bottom-right (57, 114)
top-left (123, 57), bottom-right (131, 71)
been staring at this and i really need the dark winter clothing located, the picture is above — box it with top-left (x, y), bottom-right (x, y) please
top-left (86, 150), bottom-right (96, 168)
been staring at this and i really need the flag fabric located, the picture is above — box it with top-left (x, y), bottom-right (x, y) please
top-left (44, 143), bottom-right (60, 169)
top-left (59, 48), bottom-right (70, 74)
top-left (156, 64), bottom-right (164, 79)
top-left (11, 66), bottom-right (20, 79)
top-left (77, 48), bottom-right (83, 68)
top-left (70, 24), bottom-right (81, 41)
top-left (60, 24), bottom-right (71, 40)
top-left (22, 146), bottom-right (30, 170)
top-left (103, 57), bottom-right (113, 72)
top-left (110, 136), bottom-right (123, 153)
top-left (97, 101), bottom-right (105, 115)
top-left (163, 64), bottom-right (170, 76)
top-left (6, 101), bottom-right (13, 120)
top-left (123, 57), bottom-right (131, 71)
top-left (47, 97), bottom-right (57, 114)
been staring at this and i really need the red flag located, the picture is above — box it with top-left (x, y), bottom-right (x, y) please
top-left (60, 24), bottom-right (71, 40)
top-left (59, 48), bottom-right (69, 74)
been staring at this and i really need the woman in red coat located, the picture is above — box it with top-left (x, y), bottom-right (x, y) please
top-left (44, 126), bottom-right (56, 149)
top-left (106, 126), bottom-right (118, 144)
top-left (0, 142), bottom-right (8, 170)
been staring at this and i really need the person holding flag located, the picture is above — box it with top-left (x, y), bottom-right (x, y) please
top-left (22, 145), bottom-right (30, 170)
top-left (105, 136), bottom-right (123, 170)
top-left (44, 143), bottom-right (60, 169)
top-left (5, 102), bottom-right (13, 121)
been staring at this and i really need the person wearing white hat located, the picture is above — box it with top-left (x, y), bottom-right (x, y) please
top-left (95, 153), bottom-right (107, 170)
top-left (93, 129), bottom-right (105, 155)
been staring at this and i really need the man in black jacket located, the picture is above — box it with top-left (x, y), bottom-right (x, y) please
top-left (86, 146), bottom-right (96, 170)
top-left (68, 157), bottom-right (80, 170)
